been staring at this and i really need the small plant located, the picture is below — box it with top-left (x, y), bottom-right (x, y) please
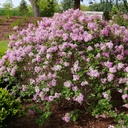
top-left (0, 88), bottom-right (22, 127)
top-left (10, 19), bottom-right (22, 28)
top-left (23, 16), bottom-right (28, 22)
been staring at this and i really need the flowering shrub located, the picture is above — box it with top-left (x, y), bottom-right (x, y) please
top-left (0, 9), bottom-right (128, 126)
top-left (110, 9), bottom-right (128, 28)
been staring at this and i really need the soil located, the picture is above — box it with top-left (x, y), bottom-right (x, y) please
top-left (0, 16), bottom-right (42, 41)
top-left (0, 16), bottom-right (119, 128)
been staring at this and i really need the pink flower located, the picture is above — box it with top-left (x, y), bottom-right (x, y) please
top-left (102, 92), bottom-right (109, 100)
top-left (81, 81), bottom-right (88, 86)
top-left (73, 75), bottom-right (80, 81)
top-left (73, 93), bottom-right (84, 104)
top-left (64, 81), bottom-right (72, 88)
top-left (109, 67), bottom-right (117, 73)
top-left (64, 62), bottom-right (70, 67)
top-left (100, 44), bottom-right (106, 51)
top-left (101, 78), bottom-right (107, 84)
top-left (123, 104), bottom-right (128, 108)
top-left (51, 79), bottom-right (56, 86)
top-left (87, 67), bottom-right (99, 78)
top-left (116, 55), bottom-right (123, 60)
top-left (34, 66), bottom-right (41, 73)
top-left (10, 66), bottom-right (17, 76)
top-left (125, 67), bottom-right (128, 72)
top-left (35, 86), bottom-right (40, 93)
top-left (122, 94), bottom-right (128, 100)
top-left (101, 28), bottom-right (109, 36)
top-left (106, 41), bottom-right (113, 49)
top-left (107, 73), bottom-right (114, 82)
top-left (104, 61), bottom-right (113, 68)
top-left (53, 65), bottom-right (62, 71)
top-left (62, 113), bottom-right (70, 123)
top-left (22, 85), bottom-right (27, 91)
top-left (87, 46), bottom-right (93, 51)
top-left (117, 63), bottom-right (124, 70)
top-left (87, 22), bottom-right (97, 30)
top-left (48, 96), bottom-right (54, 101)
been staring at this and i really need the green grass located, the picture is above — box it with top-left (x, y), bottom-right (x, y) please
top-left (0, 41), bottom-right (9, 58)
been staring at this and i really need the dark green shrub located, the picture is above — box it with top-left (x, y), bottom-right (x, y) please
top-left (0, 88), bottom-right (22, 127)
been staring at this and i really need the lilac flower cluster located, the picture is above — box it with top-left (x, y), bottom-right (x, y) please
top-left (0, 9), bottom-right (128, 123)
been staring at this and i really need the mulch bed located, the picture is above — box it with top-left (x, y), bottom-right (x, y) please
top-left (0, 16), bottom-right (42, 41)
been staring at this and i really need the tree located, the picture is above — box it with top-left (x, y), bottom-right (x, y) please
top-left (74, 0), bottom-right (81, 9)
top-left (28, 0), bottom-right (40, 16)
top-left (3, 0), bottom-right (13, 9)
top-left (2, 0), bottom-right (14, 17)
top-left (61, 0), bottom-right (74, 11)
top-left (19, 0), bottom-right (28, 15)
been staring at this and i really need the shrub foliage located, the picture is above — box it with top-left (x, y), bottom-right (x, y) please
top-left (0, 88), bottom-right (22, 127)
top-left (0, 9), bottom-right (128, 127)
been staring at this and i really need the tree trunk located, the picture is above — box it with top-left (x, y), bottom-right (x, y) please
top-left (74, 0), bottom-right (80, 9)
top-left (28, 0), bottom-right (40, 17)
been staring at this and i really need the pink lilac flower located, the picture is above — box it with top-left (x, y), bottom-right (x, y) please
top-left (73, 75), bottom-right (80, 81)
top-left (87, 22), bottom-right (98, 30)
top-left (34, 66), bottom-right (41, 73)
top-left (64, 81), bottom-right (72, 88)
top-left (100, 44), bottom-right (106, 51)
top-left (53, 65), bottom-right (62, 71)
top-left (22, 85), bottom-right (27, 91)
top-left (122, 94), bottom-right (128, 100)
top-left (51, 79), bottom-right (56, 86)
top-left (35, 86), bottom-right (40, 93)
top-left (87, 67), bottom-right (99, 78)
top-left (55, 93), bottom-right (61, 98)
top-left (116, 54), bottom-right (123, 60)
top-left (10, 66), bottom-right (17, 76)
top-left (48, 96), bottom-right (54, 101)
top-left (125, 67), bottom-right (128, 72)
top-left (101, 28), bottom-right (109, 36)
top-left (104, 61), bottom-right (113, 68)
top-left (62, 113), bottom-right (70, 123)
top-left (102, 92), bottom-right (109, 100)
top-left (107, 73), bottom-right (114, 82)
top-left (64, 62), bottom-right (70, 67)
top-left (87, 46), bottom-right (93, 51)
top-left (123, 104), bottom-right (128, 108)
top-left (95, 53), bottom-right (101, 59)
top-left (101, 78), bottom-right (107, 84)
top-left (106, 41), bottom-right (113, 49)
top-left (109, 67), bottom-right (117, 73)
top-left (81, 81), bottom-right (88, 86)
top-left (84, 34), bottom-right (93, 42)
top-left (73, 93), bottom-right (84, 104)
top-left (73, 60), bottom-right (80, 72)
top-left (117, 63), bottom-right (124, 70)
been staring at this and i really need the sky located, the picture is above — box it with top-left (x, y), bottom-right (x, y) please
top-left (0, 0), bottom-right (99, 8)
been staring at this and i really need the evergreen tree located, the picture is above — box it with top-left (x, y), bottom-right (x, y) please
top-left (19, 0), bottom-right (28, 15)
top-left (61, 0), bottom-right (74, 11)
top-left (39, 0), bottom-right (59, 17)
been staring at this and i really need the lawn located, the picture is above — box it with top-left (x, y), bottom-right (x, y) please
top-left (0, 40), bottom-right (8, 58)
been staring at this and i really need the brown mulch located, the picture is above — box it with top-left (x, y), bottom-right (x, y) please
top-left (0, 16), bottom-right (117, 128)
top-left (0, 16), bottom-right (42, 41)
top-left (8, 102), bottom-right (116, 128)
